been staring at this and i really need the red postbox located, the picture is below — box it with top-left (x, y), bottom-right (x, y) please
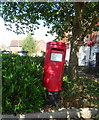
top-left (43, 41), bottom-right (66, 92)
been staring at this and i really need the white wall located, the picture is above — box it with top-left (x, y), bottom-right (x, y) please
top-left (65, 45), bottom-right (70, 65)
top-left (65, 31), bottom-right (99, 66)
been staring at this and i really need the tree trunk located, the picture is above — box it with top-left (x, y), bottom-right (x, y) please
top-left (68, 3), bottom-right (84, 82)
top-left (68, 36), bottom-right (79, 82)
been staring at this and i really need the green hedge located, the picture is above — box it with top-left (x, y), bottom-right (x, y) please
top-left (2, 54), bottom-right (46, 114)
top-left (2, 54), bottom-right (99, 114)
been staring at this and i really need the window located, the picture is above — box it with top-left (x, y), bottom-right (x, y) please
top-left (51, 53), bottom-right (62, 62)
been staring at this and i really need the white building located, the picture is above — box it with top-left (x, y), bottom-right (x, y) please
top-left (63, 31), bottom-right (99, 66)
top-left (78, 31), bottom-right (99, 66)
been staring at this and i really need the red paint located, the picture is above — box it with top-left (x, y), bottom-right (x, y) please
top-left (43, 41), bottom-right (66, 91)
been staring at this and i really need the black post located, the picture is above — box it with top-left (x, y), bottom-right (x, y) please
top-left (46, 91), bottom-right (59, 107)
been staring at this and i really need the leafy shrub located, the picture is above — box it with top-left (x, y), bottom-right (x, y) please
top-left (62, 66), bottom-right (99, 108)
top-left (2, 54), bottom-right (46, 114)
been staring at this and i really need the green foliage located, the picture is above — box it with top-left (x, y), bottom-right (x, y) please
top-left (22, 33), bottom-right (36, 55)
top-left (62, 67), bottom-right (99, 108)
top-left (1, 2), bottom-right (99, 39)
top-left (2, 54), bottom-right (99, 113)
top-left (2, 54), bottom-right (45, 114)
top-left (1, 2), bottom-right (99, 83)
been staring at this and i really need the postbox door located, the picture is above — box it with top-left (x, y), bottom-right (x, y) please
top-left (44, 49), bottom-right (65, 91)
top-left (50, 49), bottom-right (64, 79)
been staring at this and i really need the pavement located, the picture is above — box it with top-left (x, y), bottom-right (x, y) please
top-left (1, 108), bottom-right (99, 119)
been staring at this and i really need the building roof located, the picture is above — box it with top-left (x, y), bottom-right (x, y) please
top-left (0, 44), bottom-right (8, 51)
top-left (10, 40), bottom-right (23, 47)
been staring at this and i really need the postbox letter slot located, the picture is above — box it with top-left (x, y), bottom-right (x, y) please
top-left (52, 48), bottom-right (63, 51)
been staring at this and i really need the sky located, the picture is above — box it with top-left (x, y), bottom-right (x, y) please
top-left (0, 17), bottom-right (56, 47)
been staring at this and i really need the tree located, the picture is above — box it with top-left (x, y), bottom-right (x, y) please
top-left (1, 2), bottom-right (99, 81)
top-left (22, 33), bottom-right (36, 55)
